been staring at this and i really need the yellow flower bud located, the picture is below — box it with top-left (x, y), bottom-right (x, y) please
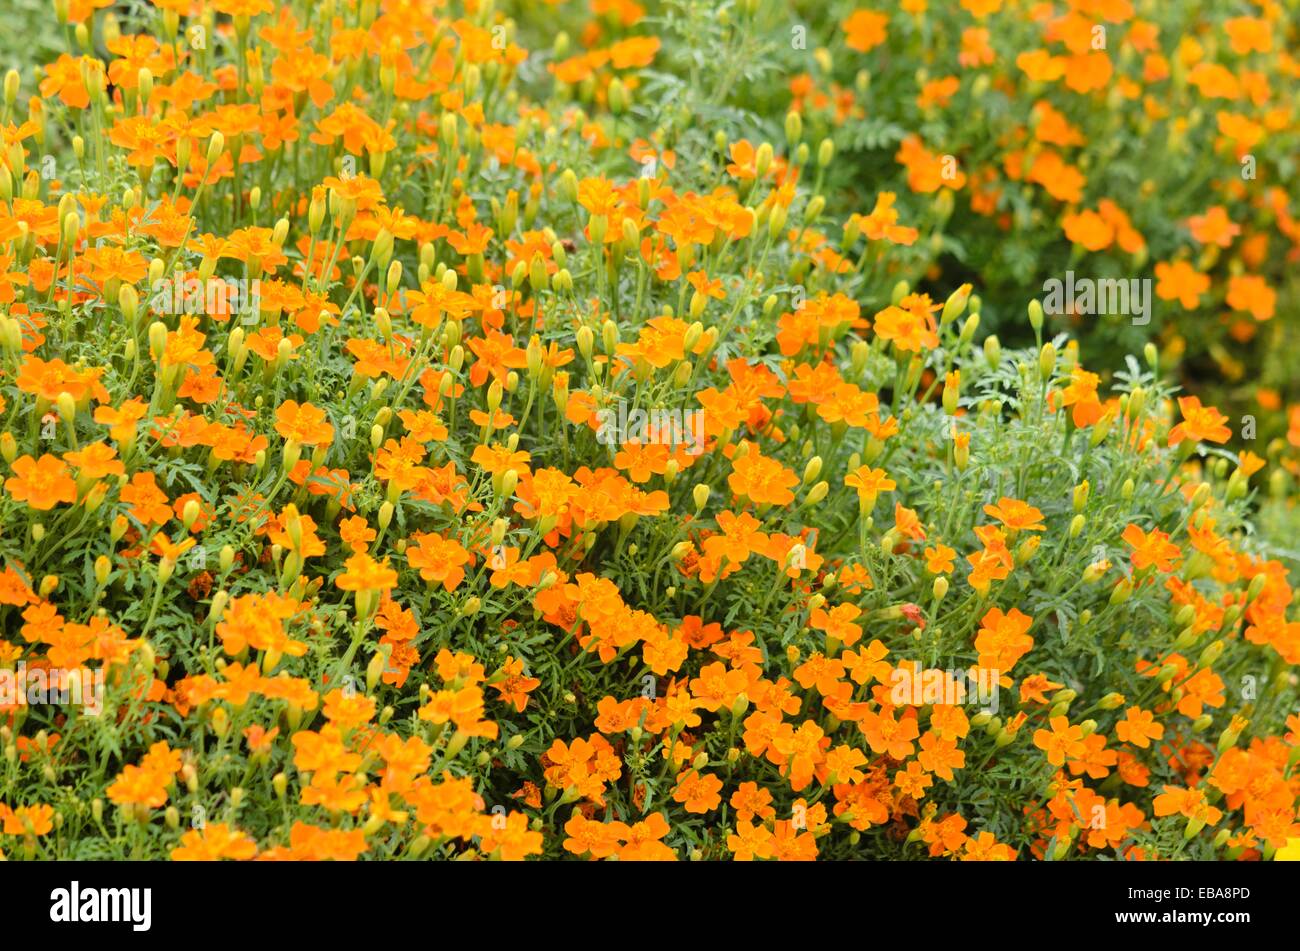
top-left (1197, 639), bottom-right (1224, 669)
top-left (942, 371), bottom-right (959, 415)
top-left (1027, 298), bottom-right (1043, 332)
top-left (817, 137), bottom-right (834, 167)
top-left (206, 131), bottom-right (225, 166)
top-left (942, 284), bottom-right (971, 326)
top-left (1039, 342), bottom-right (1056, 380)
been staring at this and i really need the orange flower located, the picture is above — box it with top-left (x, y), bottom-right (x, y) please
top-left (728, 450), bottom-right (798, 506)
top-left (120, 472), bottom-right (172, 525)
top-left (859, 707), bottom-right (919, 760)
top-left (725, 140), bottom-right (759, 180)
top-left (962, 831), bottom-right (1015, 861)
top-left (1225, 274), bottom-right (1275, 322)
top-left (5, 455), bottom-right (77, 509)
top-left (1017, 49), bottom-right (1066, 83)
top-left (702, 510), bottom-right (766, 567)
top-left (1062, 208), bottom-right (1114, 251)
top-left (918, 731), bottom-right (966, 781)
top-left (1153, 785), bottom-right (1223, 827)
top-left (924, 544), bottom-right (956, 574)
top-left (406, 532), bottom-right (473, 591)
top-left (479, 810), bottom-right (544, 861)
top-left (844, 465), bottom-right (895, 509)
top-left (982, 497), bottom-right (1045, 532)
top-left (672, 769), bottom-right (724, 813)
top-left (1122, 524), bottom-right (1182, 573)
top-left (338, 516), bottom-right (376, 553)
top-left (40, 54), bottom-right (101, 108)
top-left (1154, 260), bottom-right (1210, 309)
top-left (1055, 367), bottom-right (1105, 427)
top-left (1033, 716), bottom-right (1086, 767)
top-left (619, 812), bottom-right (677, 861)
top-left (335, 553), bottom-right (398, 592)
top-left (106, 764), bottom-right (170, 809)
top-left (0, 803), bottom-right (55, 836)
top-left (275, 400), bottom-right (335, 446)
top-left (809, 602), bottom-right (864, 647)
top-left (1186, 206), bottom-right (1240, 248)
top-left (874, 302), bottom-right (938, 352)
top-left (1168, 396), bottom-right (1231, 446)
top-left (491, 656), bottom-right (540, 712)
top-left (1024, 150), bottom-right (1083, 203)
top-left (974, 606), bottom-right (1034, 673)
top-left (849, 191), bottom-right (918, 245)
top-left (842, 10), bottom-right (889, 53)
top-left (1017, 673), bottom-right (1063, 705)
top-left (1115, 706), bottom-right (1164, 749)
top-left (172, 823), bottom-right (258, 861)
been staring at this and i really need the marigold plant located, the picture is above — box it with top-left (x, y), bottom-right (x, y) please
top-left (0, 0), bottom-right (1296, 862)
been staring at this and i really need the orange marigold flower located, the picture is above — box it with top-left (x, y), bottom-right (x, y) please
top-left (5, 454), bottom-right (77, 510)
top-left (172, 823), bottom-right (259, 861)
top-left (672, 769), bottom-right (724, 813)
top-left (1115, 706), bottom-right (1164, 749)
top-left (1168, 396), bottom-right (1231, 446)
top-left (120, 471), bottom-right (172, 525)
top-left (983, 497), bottom-right (1046, 532)
top-left (842, 9), bottom-right (889, 53)
top-left (974, 606), bottom-right (1034, 673)
top-left (275, 399), bottom-right (335, 446)
top-left (1154, 260), bottom-right (1210, 310)
top-left (335, 552), bottom-right (398, 592)
top-left (1033, 716), bottom-right (1086, 767)
top-left (924, 544), bottom-right (956, 574)
top-left (1121, 524), bottom-right (1183, 573)
top-left (844, 465), bottom-right (895, 509)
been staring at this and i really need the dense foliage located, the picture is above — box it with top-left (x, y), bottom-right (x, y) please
top-left (0, 0), bottom-right (1297, 861)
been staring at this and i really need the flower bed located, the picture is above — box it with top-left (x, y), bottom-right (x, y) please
top-left (0, 0), bottom-right (1296, 861)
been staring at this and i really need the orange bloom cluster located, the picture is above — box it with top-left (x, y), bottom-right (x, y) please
top-left (0, 0), bottom-right (1296, 867)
